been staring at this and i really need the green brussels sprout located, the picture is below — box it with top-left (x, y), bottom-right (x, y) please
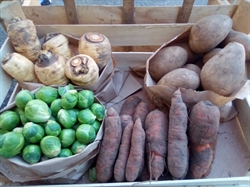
top-left (44, 120), bottom-right (61, 136)
top-left (58, 84), bottom-right (75, 97)
top-left (90, 103), bottom-right (105, 121)
top-left (13, 127), bottom-right (23, 134)
top-left (76, 124), bottom-right (96, 144)
top-left (25, 99), bottom-right (51, 123)
top-left (91, 120), bottom-right (101, 134)
top-left (71, 140), bottom-right (87, 154)
top-left (0, 131), bottom-right (25, 158)
top-left (0, 129), bottom-right (8, 136)
top-left (78, 109), bottom-right (96, 124)
top-left (77, 90), bottom-right (94, 109)
top-left (59, 129), bottom-right (76, 148)
top-left (0, 110), bottom-right (20, 131)
top-left (22, 144), bottom-right (41, 164)
top-left (57, 109), bottom-right (78, 129)
top-left (40, 136), bottom-right (61, 158)
top-left (50, 98), bottom-right (62, 117)
top-left (88, 167), bottom-right (97, 182)
top-left (18, 109), bottom-right (29, 125)
top-left (15, 90), bottom-right (35, 109)
top-left (58, 148), bottom-right (73, 157)
top-left (35, 86), bottom-right (58, 105)
top-left (22, 122), bottom-right (45, 143)
top-left (61, 90), bottom-right (78, 109)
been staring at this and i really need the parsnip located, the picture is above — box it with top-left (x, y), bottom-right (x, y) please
top-left (1, 52), bottom-right (39, 82)
top-left (7, 17), bottom-right (41, 63)
top-left (35, 50), bottom-right (70, 85)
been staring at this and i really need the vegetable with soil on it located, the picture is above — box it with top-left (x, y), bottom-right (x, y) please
top-left (125, 118), bottom-right (146, 182)
top-left (145, 109), bottom-right (168, 180)
top-left (35, 50), bottom-right (70, 85)
top-left (7, 17), bottom-right (41, 62)
top-left (120, 114), bottom-right (133, 131)
top-left (133, 101), bottom-right (150, 128)
top-left (96, 107), bottom-right (122, 183)
top-left (119, 95), bottom-right (141, 117)
top-left (168, 88), bottom-right (189, 179)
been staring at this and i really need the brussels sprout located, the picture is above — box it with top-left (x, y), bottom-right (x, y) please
top-left (57, 109), bottom-right (78, 128)
top-left (35, 86), bottom-right (58, 105)
top-left (15, 90), bottom-right (35, 109)
top-left (58, 84), bottom-right (75, 97)
top-left (0, 110), bottom-right (20, 131)
top-left (76, 124), bottom-right (96, 144)
top-left (0, 129), bottom-right (8, 136)
top-left (61, 90), bottom-right (78, 109)
top-left (25, 99), bottom-right (51, 123)
top-left (13, 127), bottom-right (23, 134)
top-left (71, 140), bottom-right (87, 154)
top-left (90, 103), bottom-right (105, 121)
top-left (22, 144), bottom-right (41, 164)
top-left (59, 129), bottom-right (76, 148)
top-left (77, 90), bottom-right (94, 109)
top-left (44, 120), bottom-right (61, 136)
top-left (88, 167), bottom-right (97, 182)
top-left (18, 109), bottom-right (29, 125)
top-left (58, 148), bottom-right (73, 157)
top-left (50, 98), bottom-right (62, 117)
top-left (78, 109), bottom-right (96, 124)
top-left (91, 120), bottom-right (101, 134)
top-left (40, 136), bottom-right (61, 158)
top-left (22, 122), bottom-right (45, 143)
top-left (0, 131), bottom-right (25, 158)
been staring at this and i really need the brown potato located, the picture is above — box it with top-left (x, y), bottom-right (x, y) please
top-left (189, 15), bottom-right (232, 54)
top-left (203, 48), bottom-right (222, 64)
top-left (157, 68), bottom-right (200, 90)
top-left (183, 63), bottom-right (201, 76)
top-left (200, 42), bottom-right (246, 96)
top-left (149, 46), bottom-right (188, 82)
top-left (220, 29), bottom-right (250, 61)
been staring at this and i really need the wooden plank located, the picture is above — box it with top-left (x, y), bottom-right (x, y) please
top-left (62, 0), bottom-right (79, 24)
top-left (0, 0), bottom-right (26, 31)
top-left (177, 0), bottom-right (195, 23)
top-left (232, 0), bottom-right (250, 34)
top-left (22, 5), bottom-right (237, 25)
top-left (35, 24), bottom-right (193, 47)
top-left (123, 0), bottom-right (134, 24)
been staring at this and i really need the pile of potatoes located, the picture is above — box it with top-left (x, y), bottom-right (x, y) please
top-left (149, 14), bottom-right (249, 97)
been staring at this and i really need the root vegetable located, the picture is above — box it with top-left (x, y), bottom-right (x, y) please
top-left (42, 32), bottom-right (74, 60)
top-left (65, 54), bottom-right (99, 87)
top-left (119, 95), bottom-right (142, 117)
top-left (133, 101), bottom-right (150, 128)
top-left (168, 88), bottom-right (189, 179)
top-left (125, 118), bottom-right (146, 182)
top-left (114, 121), bottom-right (133, 182)
top-left (78, 32), bottom-right (112, 70)
top-left (120, 114), bottom-right (133, 132)
top-left (96, 107), bottom-right (122, 183)
top-left (35, 50), bottom-right (70, 85)
top-left (1, 52), bottom-right (39, 83)
top-left (7, 17), bottom-right (41, 62)
top-left (145, 109), bottom-right (168, 180)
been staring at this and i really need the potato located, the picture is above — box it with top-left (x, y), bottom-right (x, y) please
top-left (200, 42), bottom-right (245, 96)
top-left (220, 29), bottom-right (250, 61)
top-left (149, 46), bottom-right (188, 82)
top-left (183, 64), bottom-right (201, 76)
top-left (203, 48), bottom-right (222, 64)
top-left (189, 15), bottom-right (232, 54)
top-left (157, 68), bottom-right (200, 90)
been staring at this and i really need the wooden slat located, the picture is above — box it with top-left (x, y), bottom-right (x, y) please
top-left (177, 0), bottom-right (195, 23)
top-left (123, 0), bottom-right (134, 24)
top-left (21, 5), bottom-right (237, 25)
top-left (62, 0), bottom-right (79, 24)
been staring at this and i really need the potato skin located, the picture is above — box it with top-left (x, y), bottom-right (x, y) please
top-left (157, 68), bottom-right (200, 90)
top-left (189, 15), bottom-right (232, 54)
top-left (149, 46), bottom-right (188, 82)
top-left (183, 63), bottom-right (201, 76)
top-left (203, 48), bottom-right (222, 64)
top-left (200, 42), bottom-right (245, 96)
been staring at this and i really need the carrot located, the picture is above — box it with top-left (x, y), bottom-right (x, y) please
top-left (133, 101), bottom-right (150, 128)
top-left (187, 144), bottom-right (213, 179)
top-left (113, 121), bottom-right (133, 182)
top-left (168, 88), bottom-right (189, 179)
top-left (120, 95), bottom-right (141, 116)
top-left (125, 118), bottom-right (146, 182)
top-left (120, 114), bottom-right (133, 132)
top-left (144, 109), bottom-right (168, 180)
top-left (96, 107), bottom-right (122, 183)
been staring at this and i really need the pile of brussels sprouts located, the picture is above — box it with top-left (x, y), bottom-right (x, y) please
top-left (0, 84), bottom-right (105, 164)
